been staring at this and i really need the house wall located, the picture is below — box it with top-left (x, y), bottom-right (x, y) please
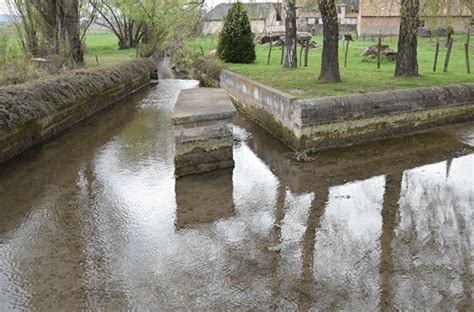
top-left (358, 0), bottom-right (472, 35)
top-left (358, 16), bottom-right (471, 36)
top-left (202, 19), bottom-right (271, 35)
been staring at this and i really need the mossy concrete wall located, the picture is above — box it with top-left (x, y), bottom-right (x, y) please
top-left (173, 88), bottom-right (236, 177)
top-left (219, 69), bottom-right (474, 152)
top-left (0, 59), bottom-right (155, 163)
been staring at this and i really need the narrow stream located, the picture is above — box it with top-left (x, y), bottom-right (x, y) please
top-left (0, 73), bottom-right (472, 310)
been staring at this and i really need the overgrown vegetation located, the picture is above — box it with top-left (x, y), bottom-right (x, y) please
top-left (192, 56), bottom-right (224, 81)
top-left (190, 34), bottom-right (474, 98)
top-left (217, 2), bottom-right (256, 64)
top-left (0, 0), bottom-right (204, 87)
top-left (0, 58), bottom-right (154, 134)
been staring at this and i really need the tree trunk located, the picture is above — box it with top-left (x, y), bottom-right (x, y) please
top-left (395, 0), bottom-right (419, 77)
top-left (319, 0), bottom-right (341, 83)
top-left (284, 0), bottom-right (297, 68)
top-left (64, 0), bottom-right (83, 65)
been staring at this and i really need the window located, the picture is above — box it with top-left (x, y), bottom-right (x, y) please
top-left (307, 18), bottom-right (316, 25)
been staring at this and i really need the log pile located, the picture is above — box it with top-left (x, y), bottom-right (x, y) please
top-left (362, 45), bottom-right (398, 61)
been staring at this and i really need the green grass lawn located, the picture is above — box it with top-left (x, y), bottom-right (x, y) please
top-left (189, 35), bottom-right (474, 98)
top-left (84, 31), bottom-right (138, 67)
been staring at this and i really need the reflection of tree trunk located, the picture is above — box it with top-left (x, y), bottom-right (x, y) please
top-left (379, 173), bottom-right (402, 310)
top-left (297, 188), bottom-right (329, 311)
top-left (395, 0), bottom-right (419, 77)
top-left (270, 187), bottom-right (286, 308)
top-left (318, 0), bottom-right (341, 83)
top-left (284, 0), bottom-right (297, 68)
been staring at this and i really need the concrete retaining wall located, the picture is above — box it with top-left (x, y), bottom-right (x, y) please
top-left (220, 70), bottom-right (301, 149)
top-left (0, 59), bottom-right (154, 163)
top-left (219, 69), bottom-right (474, 152)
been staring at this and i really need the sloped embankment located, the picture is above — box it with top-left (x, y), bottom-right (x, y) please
top-left (0, 58), bottom-right (155, 163)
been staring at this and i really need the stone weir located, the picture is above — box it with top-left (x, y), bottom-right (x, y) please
top-left (172, 88), bottom-right (236, 177)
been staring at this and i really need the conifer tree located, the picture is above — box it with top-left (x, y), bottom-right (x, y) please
top-left (218, 2), bottom-right (256, 63)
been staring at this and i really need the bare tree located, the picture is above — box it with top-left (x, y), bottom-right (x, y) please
top-left (395, 0), bottom-right (420, 77)
top-left (284, 0), bottom-right (298, 68)
top-left (65, 0), bottom-right (83, 65)
top-left (6, 0), bottom-right (40, 56)
top-left (89, 0), bottom-right (146, 49)
top-left (319, 0), bottom-right (341, 83)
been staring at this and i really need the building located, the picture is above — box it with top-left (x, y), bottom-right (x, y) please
top-left (357, 0), bottom-right (472, 36)
top-left (282, 0), bottom-right (359, 34)
top-left (203, 1), bottom-right (472, 36)
top-left (202, 2), bottom-right (282, 35)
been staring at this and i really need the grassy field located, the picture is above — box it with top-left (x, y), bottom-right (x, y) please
top-left (0, 30), bottom-right (139, 85)
top-left (189, 35), bottom-right (474, 98)
top-left (84, 31), bottom-right (138, 67)
top-left (0, 28), bottom-right (138, 66)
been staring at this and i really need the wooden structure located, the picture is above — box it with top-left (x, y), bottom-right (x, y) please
top-left (266, 32), bottom-right (312, 67)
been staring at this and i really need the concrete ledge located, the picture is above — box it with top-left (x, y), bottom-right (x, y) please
top-left (220, 70), bottom-right (300, 150)
top-left (173, 88), bottom-right (236, 177)
top-left (219, 69), bottom-right (474, 152)
top-left (0, 59), bottom-right (155, 163)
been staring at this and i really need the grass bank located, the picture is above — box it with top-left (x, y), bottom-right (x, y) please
top-left (188, 35), bottom-right (474, 98)
top-left (84, 31), bottom-right (138, 66)
top-left (0, 58), bottom-right (154, 135)
top-left (0, 30), bottom-right (140, 86)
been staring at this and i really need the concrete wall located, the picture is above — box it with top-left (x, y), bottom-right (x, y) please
top-left (220, 70), bottom-right (300, 149)
top-left (0, 60), bottom-right (154, 163)
top-left (293, 85), bottom-right (474, 150)
top-left (218, 70), bottom-right (474, 152)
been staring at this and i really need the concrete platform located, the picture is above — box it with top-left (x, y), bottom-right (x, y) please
top-left (172, 88), bottom-right (236, 177)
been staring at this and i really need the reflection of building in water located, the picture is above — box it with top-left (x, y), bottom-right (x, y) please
top-left (311, 175), bottom-right (386, 310)
top-left (392, 154), bottom-right (473, 310)
top-left (175, 169), bottom-right (234, 229)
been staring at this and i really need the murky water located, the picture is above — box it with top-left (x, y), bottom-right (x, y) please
top-left (0, 77), bottom-right (473, 311)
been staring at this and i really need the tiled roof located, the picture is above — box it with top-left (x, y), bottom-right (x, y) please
top-left (204, 3), bottom-right (279, 21)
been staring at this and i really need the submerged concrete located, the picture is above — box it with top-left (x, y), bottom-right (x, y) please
top-left (173, 87), bottom-right (236, 177)
top-left (219, 70), bottom-right (474, 152)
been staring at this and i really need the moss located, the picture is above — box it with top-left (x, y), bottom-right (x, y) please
top-left (231, 98), bottom-right (300, 151)
top-left (300, 104), bottom-right (474, 151)
top-left (175, 137), bottom-right (234, 157)
top-left (191, 57), bottom-right (224, 86)
top-left (0, 58), bottom-right (155, 135)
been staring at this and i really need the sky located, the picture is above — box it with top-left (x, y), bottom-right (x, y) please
top-left (0, 0), bottom-right (6, 15)
top-left (0, 1), bottom-right (282, 14)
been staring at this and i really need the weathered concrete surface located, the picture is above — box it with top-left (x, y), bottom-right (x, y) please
top-left (173, 88), bottom-right (236, 177)
top-left (219, 69), bottom-right (474, 152)
top-left (220, 70), bottom-right (299, 150)
top-left (0, 60), bottom-right (154, 164)
top-left (294, 84), bottom-right (474, 151)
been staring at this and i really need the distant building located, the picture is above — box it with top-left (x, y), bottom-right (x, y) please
top-left (357, 0), bottom-right (472, 36)
top-left (203, 1), bottom-right (472, 36)
top-left (288, 0), bottom-right (359, 34)
top-left (202, 3), bottom-right (282, 35)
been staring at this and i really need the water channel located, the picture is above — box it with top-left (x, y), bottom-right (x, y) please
top-left (0, 73), bottom-right (473, 310)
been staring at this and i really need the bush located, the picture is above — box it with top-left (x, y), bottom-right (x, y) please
top-left (192, 57), bottom-right (224, 82)
top-left (217, 2), bottom-right (256, 64)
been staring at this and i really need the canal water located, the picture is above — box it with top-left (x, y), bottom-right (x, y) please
top-left (0, 77), bottom-right (472, 310)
